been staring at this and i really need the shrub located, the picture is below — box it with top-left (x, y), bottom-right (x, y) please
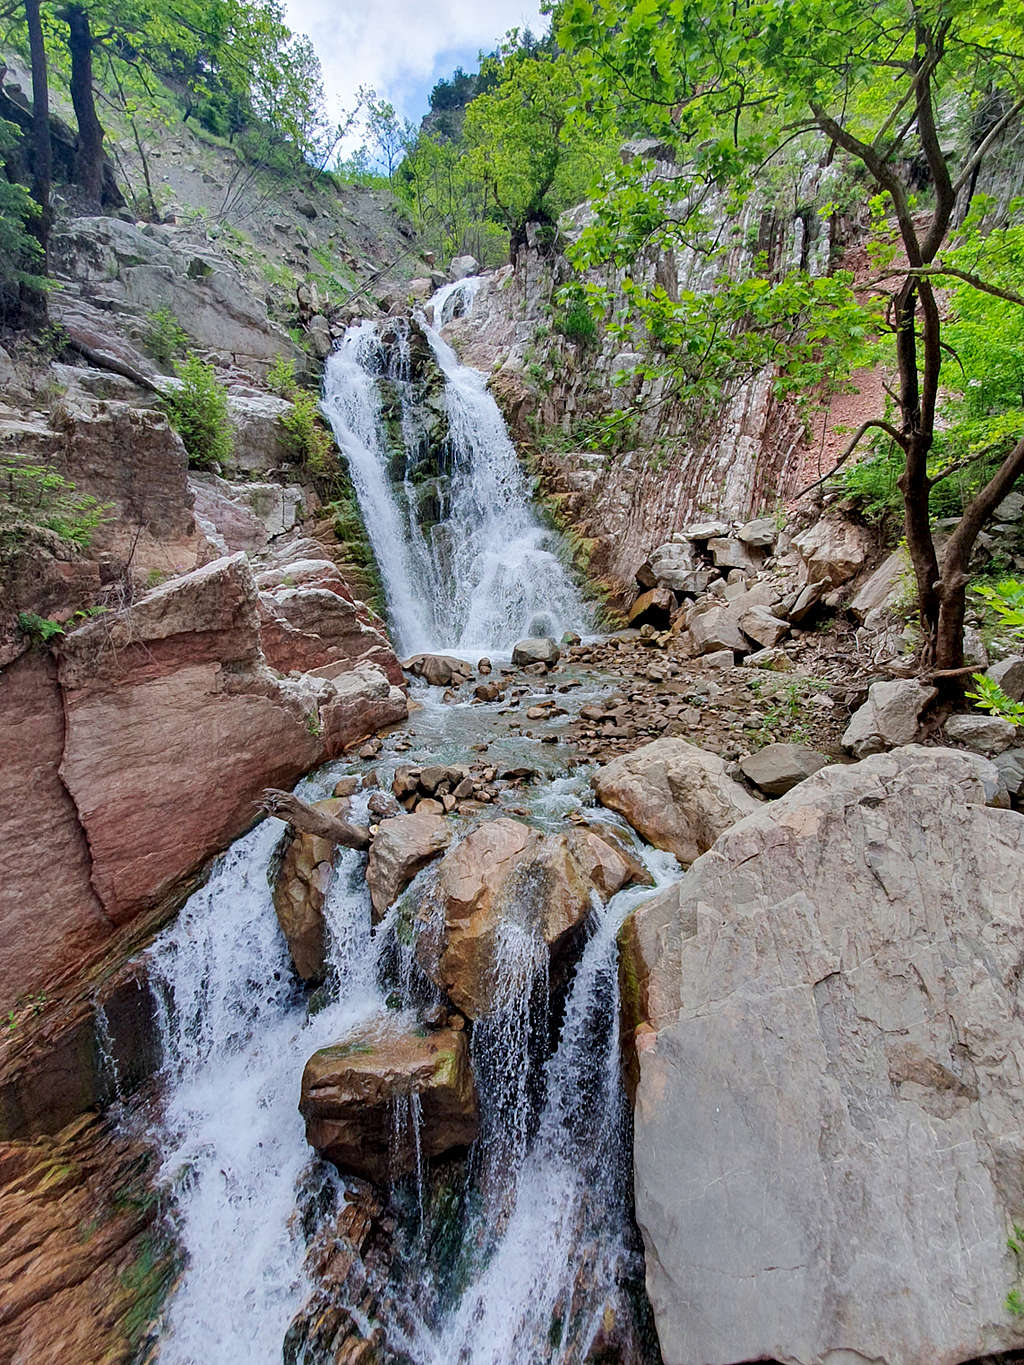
top-left (554, 295), bottom-right (599, 346)
top-left (143, 308), bottom-right (188, 364)
top-left (16, 611), bottom-right (64, 644)
top-left (266, 355), bottom-right (298, 397)
top-left (279, 389), bottom-right (334, 475)
top-left (162, 354), bottom-right (234, 469)
top-left (0, 454), bottom-right (108, 552)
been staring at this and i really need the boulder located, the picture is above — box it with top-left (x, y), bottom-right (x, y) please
top-left (366, 812), bottom-right (452, 919)
top-left (511, 637), bottom-right (560, 667)
top-left (739, 605), bottom-right (789, 649)
top-left (994, 748), bottom-right (1024, 798)
top-left (841, 679), bottom-right (937, 758)
top-left (227, 393), bottom-right (294, 474)
top-left (706, 536), bottom-right (763, 573)
top-left (592, 739), bottom-right (760, 865)
top-left (449, 254), bottom-right (479, 281)
top-left (259, 585), bottom-right (402, 684)
top-left (300, 1024), bottom-right (477, 1184)
top-left (682, 521), bottom-right (729, 541)
top-left (55, 554), bottom-right (403, 927)
top-left (628, 587), bottom-right (675, 628)
top-left (736, 516), bottom-right (777, 548)
top-left (687, 605), bottom-right (748, 656)
top-left (622, 746), bottom-right (1024, 1365)
top-left (849, 547), bottom-right (909, 623)
top-left (784, 579), bottom-right (827, 625)
top-left (273, 798), bottom-right (350, 980)
top-left (988, 656), bottom-right (1024, 702)
top-left (403, 653), bottom-right (475, 687)
top-left (945, 713), bottom-right (1018, 756)
top-left (419, 819), bottom-right (639, 1018)
top-left (739, 742), bottom-right (829, 796)
top-left (793, 515), bottom-right (872, 586)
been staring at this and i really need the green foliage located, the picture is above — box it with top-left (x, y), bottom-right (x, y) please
top-left (266, 355), bottom-right (298, 397)
top-left (0, 118), bottom-right (44, 317)
top-left (279, 390), bottom-right (334, 475)
top-left (972, 578), bottom-right (1024, 636)
top-left (162, 354), bottom-right (233, 470)
top-left (553, 285), bottom-right (599, 346)
top-left (143, 308), bottom-right (188, 364)
top-left (1, 453), bottom-right (108, 553)
top-left (16, 612), bottom-right (64, 644)
top-left (965, 673), bottom-right (1024, 725)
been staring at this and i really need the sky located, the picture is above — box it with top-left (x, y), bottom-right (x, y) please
top-left (282, 0), bottom-right (548, 143)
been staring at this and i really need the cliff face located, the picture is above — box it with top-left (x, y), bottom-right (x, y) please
top-left (442, 180), bottom-right (840, 599)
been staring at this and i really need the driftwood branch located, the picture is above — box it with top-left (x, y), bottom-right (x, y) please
top-left (262, 789), bottom-right (370, 849)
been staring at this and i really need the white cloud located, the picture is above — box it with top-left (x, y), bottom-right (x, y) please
top-left (282, 0), bottom-right (548, 131)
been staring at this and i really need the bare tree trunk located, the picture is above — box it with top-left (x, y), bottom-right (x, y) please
top-left (64, 5), bottom-right (105, 208)
top-left (24, 0), bottom-right (51, 258)
top-left (262, 790), bottom-right (370, 849)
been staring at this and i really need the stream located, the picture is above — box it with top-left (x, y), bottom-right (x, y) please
top-left (128, 281), bottom-right (665, 1364)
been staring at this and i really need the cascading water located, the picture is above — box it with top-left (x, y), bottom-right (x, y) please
top-left (321, 280), bottom-right (589, 655)
top-left (131, 273), bottom-right (662, 1365)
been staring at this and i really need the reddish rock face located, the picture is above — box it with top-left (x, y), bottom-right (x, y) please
top-left (0, 553), bottom-right (407, 1008)
top-left (0, 654), bottom-right (112, 1004)
top-left (258, 584), bottom-right (404, 685)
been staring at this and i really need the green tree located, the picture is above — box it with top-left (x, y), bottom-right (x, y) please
top-left (462, 41), bottom-right (616, 255)
top-left (558, 0), bottom-right (1024, 672)
top-left (0, 118), bottom-right (45, 323)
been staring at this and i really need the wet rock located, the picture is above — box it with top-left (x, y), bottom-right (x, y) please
top-left (945, 713), bottom-right (1018, 756)
top-left (512, 637), bottom-right (561, 667)
top-left (404, 654), bottom-right (475, 687)
top-left (273, 799), bottom-right (350, 981)
top-left (300, 1024), bottom-right (478, 1184)
top-left (841, 679), bottom-right (937, 758)
top-left (623, 746), bottom-right (1024, 1365)
top-left (366, 812), bottom-right (452, 918)
top-left (592, 738), bottom-right (760, 865)
top-left (739, 742), bottom-right (829, 796)
top-left (419, 819), bottom-right (639, 1018)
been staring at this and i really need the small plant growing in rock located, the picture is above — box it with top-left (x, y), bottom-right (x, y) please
top-left (162, 354), bottom-right (234, 470)
top-left (279, 390), bottom-right (334, 476)
top-left (966, 579), bottom-right (1024, 725)
top-left (1, 454), bottom-right (108, 554)
top-left (143, 308), bottom-right (188, 364)
top-left (16, 611), bottom-right (64, 644)
top-left (266, 355), bottom-right (298, 397)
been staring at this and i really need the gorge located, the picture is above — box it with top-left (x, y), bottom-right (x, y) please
top-left (3, 6), bottom-right (1024, 1365)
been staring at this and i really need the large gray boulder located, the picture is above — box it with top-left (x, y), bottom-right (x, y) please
top-left (793, 514), bottom-right (872, 586)
top-left (512, 636), bottom-right (560, 667)
top-left (592, 738), bottom-right (760, 864)
top-left (739, 741), bottom-right (829, 795)
top-left (622, 746), bottom-right (1024, 1365)
top-left (842, 678), bottom-right (937, 757)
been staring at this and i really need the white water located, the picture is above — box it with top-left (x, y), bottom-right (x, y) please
top-left (146, 803), bottom-right (395, 1363)
top-left (321, 279), bottom-right (589, 656)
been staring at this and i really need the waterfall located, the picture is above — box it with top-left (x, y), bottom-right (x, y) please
top-left (145, 803), bottom-right (394, 1363)
top-left (321, 280), bottom-right (589, 656)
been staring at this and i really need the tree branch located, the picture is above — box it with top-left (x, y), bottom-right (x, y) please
top-left (865, 265), bottom-right (1024, 308)
top-left (951, 95), bottom-right (1024, 197)
top-left (795, 418), bottom-right (906, 498)
top-left (262, 789), bottom-right (370, 849)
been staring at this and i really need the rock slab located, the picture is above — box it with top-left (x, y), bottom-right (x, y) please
top-left (592, 738), bottom-right (760, 864)
top-left (623, 746), bottom-right (1024, 1365)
